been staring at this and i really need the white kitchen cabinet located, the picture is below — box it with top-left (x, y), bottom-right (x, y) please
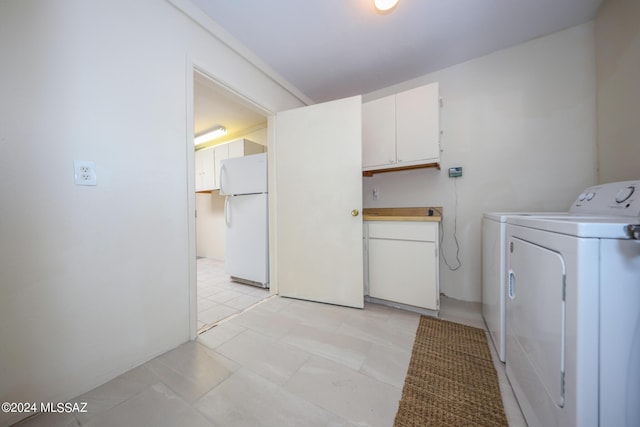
top-left (228, 138), bottom-right (264, 158)
top-left (362, 95), bottom-right (395, 168)
top-left (195, 147), bottom-right (215, 192)
top-left (362, 82), bottom-right (440, 172)
top-left (365, 221), bottom-right (439, 311)
top-left (213, 138), bottom-right (264, 190)
top-left (195, 138), bottom-right (265, 192)
top-left (213, 144), bottom-right (228, 190)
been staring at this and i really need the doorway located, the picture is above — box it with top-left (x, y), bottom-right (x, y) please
top-left (191, 69), bottom-right (272, 334)
top-left (186, 64), bottom-right (366, 340)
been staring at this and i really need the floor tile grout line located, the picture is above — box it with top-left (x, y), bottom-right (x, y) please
top-left (198, 294), bottom-right (277, 335)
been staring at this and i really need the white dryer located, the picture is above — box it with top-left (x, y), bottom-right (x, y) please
top-left (482, 211), bottom-right (565, 362)
top-left (505, 181), bottom-right (640, 427)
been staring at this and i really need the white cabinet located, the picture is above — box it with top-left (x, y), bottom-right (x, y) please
top-left (396, 83), bottom-right (440, 164)
top-left (213, 138), bottom-right (264, 189)
top-left (362, 82), bottom-right (440, 172)
top-left (365, 221), bottom-right (439, 311)
top-left (195, 138), bottom-right (265, 192)
top-left (228, 138), bottom-right (264, 158)
top-left (195, 148), bottom-right (215, 192)
top-left (362, 96), bottom-right (396, 168)
top-left (213, 144), bottom-right (228, 190)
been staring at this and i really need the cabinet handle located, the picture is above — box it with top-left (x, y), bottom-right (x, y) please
top-left (351, 209), bottom-right (359, 217)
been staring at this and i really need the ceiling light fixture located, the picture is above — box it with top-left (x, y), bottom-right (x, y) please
top-left (374, 0), bottom-right (399, 13)
top-left (194, 125), bottom-right (227, 145)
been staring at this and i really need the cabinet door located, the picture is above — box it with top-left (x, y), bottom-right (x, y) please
top-left (396, 82), bottom-right (440, 164)
top-left (213, 144), bottom-right (229, 190)
top-left (195, 148), bottom-right (214, 191)
top-left (368, 237), bottom-right (438, 310)
top-left (194, 150), bottom-right (203, 191)
top-left (228, 139), bottom-right (264, 158)
top-left (227, 139), bottom-right (244, 159)
top-left (362, 95), bottom-right (396, 169)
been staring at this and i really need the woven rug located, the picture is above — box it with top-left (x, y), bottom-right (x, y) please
top-left (394, 316), bottom-right (508, 427)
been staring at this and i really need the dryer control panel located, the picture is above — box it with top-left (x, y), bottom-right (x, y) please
top-left (569, 180), bottom-right (640, 217)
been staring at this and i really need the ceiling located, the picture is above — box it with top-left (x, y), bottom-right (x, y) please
top-left (192, 0), bottom-right (602, 142)
top-left (194, 71), bottom-right (267, 145)
top-left (191, 0), bottom-right (602, 103)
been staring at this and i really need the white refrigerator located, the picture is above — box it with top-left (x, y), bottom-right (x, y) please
top-left (219, 153), bottom-right (269, 287)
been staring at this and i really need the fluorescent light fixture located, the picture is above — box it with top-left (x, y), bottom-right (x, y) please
top-left (374, 0), bottom-right (398, 13)
top-left (194, 126), bottom-right (227, 145)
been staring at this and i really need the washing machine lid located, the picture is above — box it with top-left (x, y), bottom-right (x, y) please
top-left (482, 211), bottom-right (566, 222)
top-left (507, 215), bottom-right (637, 239)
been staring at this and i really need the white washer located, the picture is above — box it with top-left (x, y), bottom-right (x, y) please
top-left (505, 180), bottom-right (640, 427)
top-left (482, 211), bottom-right (565, 362)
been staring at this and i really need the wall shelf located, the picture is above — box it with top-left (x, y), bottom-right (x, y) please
top-left (362, 162), bottom-right (440, 177)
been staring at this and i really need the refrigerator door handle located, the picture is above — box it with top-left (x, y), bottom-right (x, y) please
top-left (225, 196), bottom-right (231, 226)
top-left (220, 163), bottom-right (227, 195)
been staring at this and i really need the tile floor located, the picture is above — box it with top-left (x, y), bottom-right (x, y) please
top-left (14, 260), bottom-right (526, 427)
top-left (196, 258), bottom-right (270, 333)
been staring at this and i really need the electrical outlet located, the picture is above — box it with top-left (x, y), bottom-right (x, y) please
top-left (74, 161), bottom-right (97, 186)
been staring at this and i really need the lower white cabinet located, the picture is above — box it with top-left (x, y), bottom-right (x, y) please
top-left (365, 221), bottom-right (439, 311)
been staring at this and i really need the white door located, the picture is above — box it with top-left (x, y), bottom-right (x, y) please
top-left (274, 95), bottom-right (363, 308)
top-left (507, 236), bottom-right (566, 410)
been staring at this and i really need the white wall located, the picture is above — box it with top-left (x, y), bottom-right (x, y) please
top-left (595, 0), bottom-right (640, 183)
top-left (0, 1), bottom-right (303, 425)
top-left (363, 23), bottom-right (597, 302)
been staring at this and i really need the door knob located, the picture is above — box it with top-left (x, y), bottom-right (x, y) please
top-left (351, 209), bottom-right (359, 217)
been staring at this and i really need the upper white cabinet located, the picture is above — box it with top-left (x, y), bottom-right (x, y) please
top-left (362, 82), bottom-right (440, 172)
top-left (362, 96), bottom-right (396, 168)
top-left (228, 138), bottom-right (263, 158)
top-left (195, 148), bottom-right (215, 192)
top-left (213, 144), bottom-right (229, 190)
top-left (195, 138), bottom-right (265, 192)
